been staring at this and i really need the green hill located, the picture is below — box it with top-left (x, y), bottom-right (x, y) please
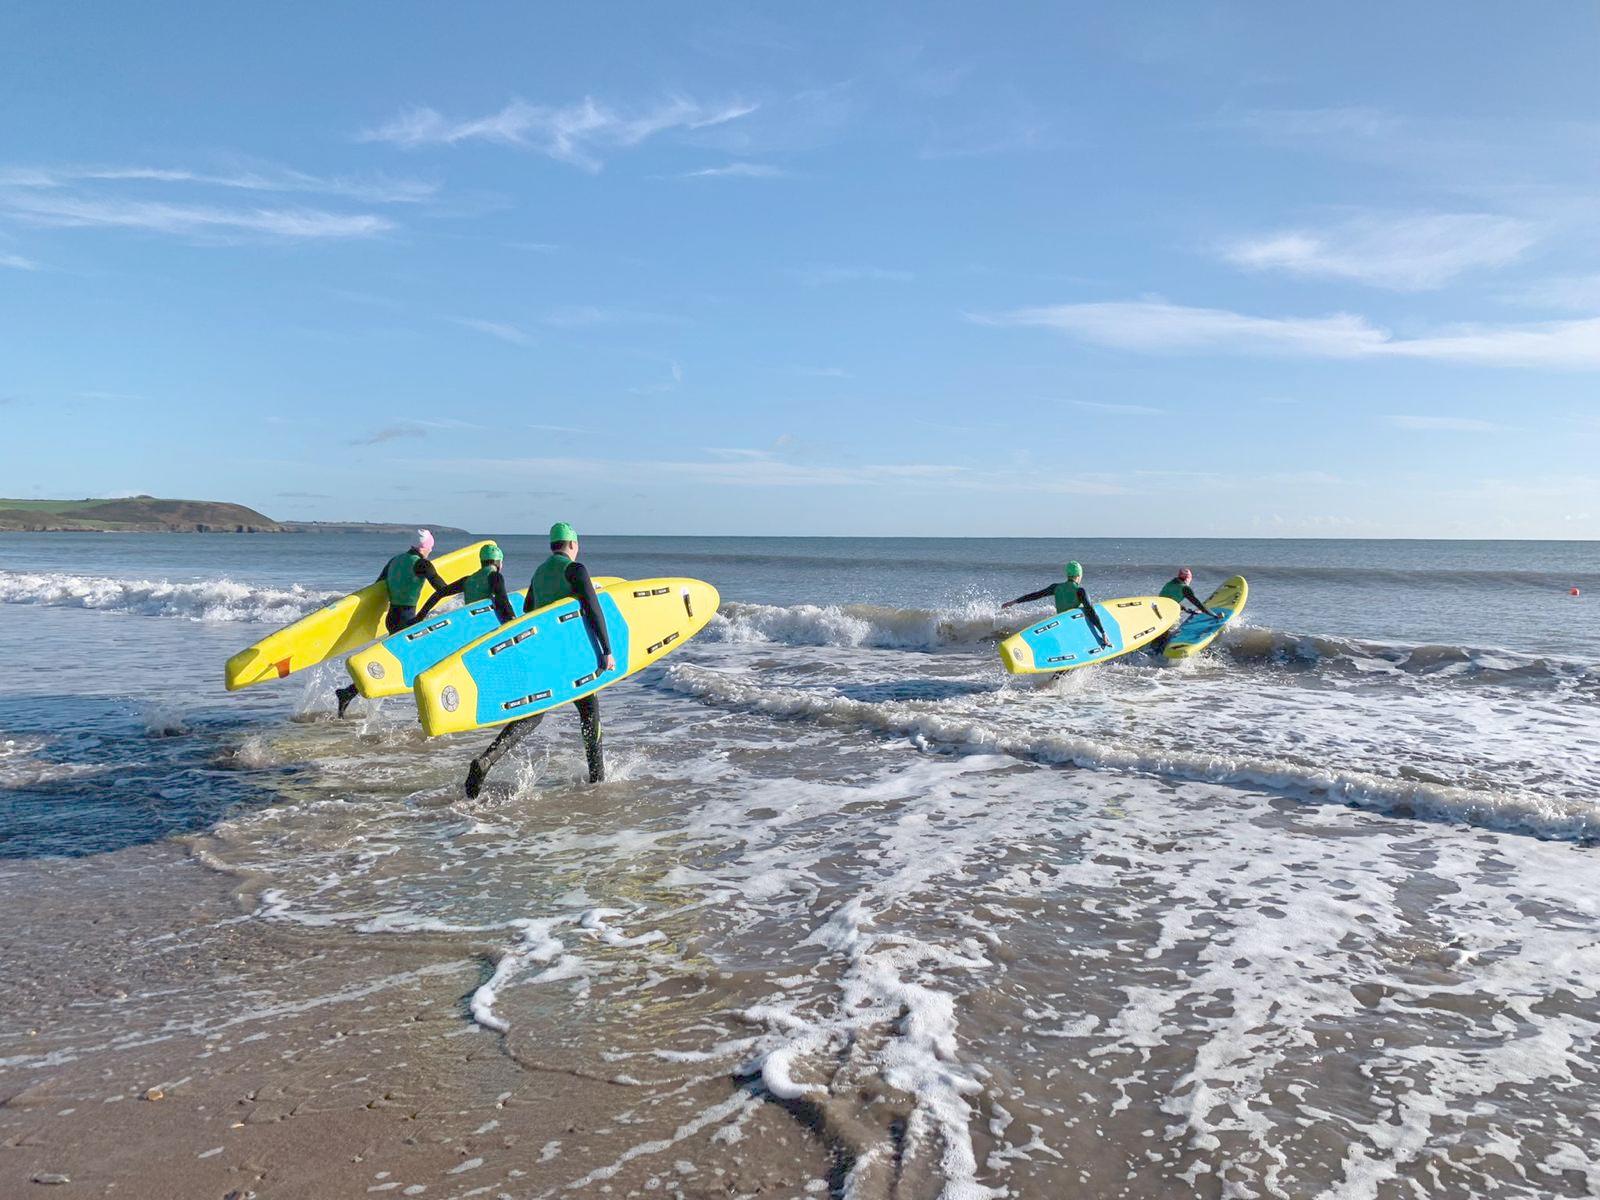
top-left (0, 496), bottom-right (284, 532)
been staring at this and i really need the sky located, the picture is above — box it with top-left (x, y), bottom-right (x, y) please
top-left (1, 2), bottom-right (1596, 538)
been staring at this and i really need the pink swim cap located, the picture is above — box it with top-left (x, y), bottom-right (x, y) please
top-left (1177, 567), bottom-right (1193, 582)
top-left (414, 529), bottom-right (435, 556)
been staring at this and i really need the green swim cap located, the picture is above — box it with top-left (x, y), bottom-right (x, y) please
top-left (549, 521), bottom-right (577, 544)
top-left (480, 543), bottom-right (504, 563)
top-left (1064, 560), bottom-right (1083, 579)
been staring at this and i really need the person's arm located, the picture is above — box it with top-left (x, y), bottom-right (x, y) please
top-left (1182, 585), bottom-right (1215, 617)
top-left (1000, 584), bottom-right (1056, 610)
top-left (375, 563), bottom-right (390, 584)
top-left (489, 572), bottom-right (516, 625)
top-left (415, 557), bottom-right (448, 593)
top-left (566, 562), bottom-right (615, 666)
top-left (416, 577), bottom-right (463, 620)
top-left (1079, 588), bottom-right (1110, 645)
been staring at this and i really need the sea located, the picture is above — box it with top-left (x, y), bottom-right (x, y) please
top-left (1, 533), bottom-right (1597, 1198)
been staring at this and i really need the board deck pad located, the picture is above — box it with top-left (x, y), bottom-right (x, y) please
top-left (223, 541), bottom-right (493, 691)
top-left (346, 578), bottom-right (623, 699)
top-left (414, 577), bottom-right (719, 736)
top-left (1163, 575), bottom-right (1248, 661)
top-left (999, 595), bottom-right (1179, 675)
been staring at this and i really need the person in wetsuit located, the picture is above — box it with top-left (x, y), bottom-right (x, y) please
top-left (335, 529), bottom-right (448, 718)
top-left (1001, 560), bottom-right (1110, 649)
top-left (464, 522), bottom-right (614, 798)
top-left (417, 542), bottom-right (516, 625)
top-left (1151, 567), bottom-right (1217, 653)
top-left (1159, 567), bottom-right (1216, 618)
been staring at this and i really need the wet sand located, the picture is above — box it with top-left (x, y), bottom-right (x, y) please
top-left (0, 848), bottom-right (833, 1199)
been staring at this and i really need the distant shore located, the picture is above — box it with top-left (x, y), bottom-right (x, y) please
top-left (0, 497), bottom-right (465, 537)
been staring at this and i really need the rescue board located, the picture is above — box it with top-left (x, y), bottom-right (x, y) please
top-left (346, 577), bottom-right (623, 699)
top-left (1163, 576), bottom-right (1248, 661)
top-left (999, 596), bottom-right (1179, 674)
top-left (223, 541), bottom-right (492, 691)
top-left (414, 577), bottom-right (720, 736)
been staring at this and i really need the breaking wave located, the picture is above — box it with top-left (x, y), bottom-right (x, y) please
top-left (708, 600), bottom-right (1021, 650)
top-left (0, 569), bottom-right (334, 624)
top-left (660, 664), bottom-right (1600, 843)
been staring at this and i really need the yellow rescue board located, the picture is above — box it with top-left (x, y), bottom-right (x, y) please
top-left (223, 541), bottom-right (492, 691)
top-left (415, 577), bottom-right (719, 736)
top-left (999, 596), bottom-right (1180, 674)
top-left (1163, 576), bottom-right (1248, 661)
top-left (347, 577), bottom-right (624, 699)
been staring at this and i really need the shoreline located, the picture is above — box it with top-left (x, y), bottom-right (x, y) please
top-left (0, 842), bottom-right (829, 1199)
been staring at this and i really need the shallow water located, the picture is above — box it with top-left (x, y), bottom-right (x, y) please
top-left (1, 533), bottom-right (1597, 1197)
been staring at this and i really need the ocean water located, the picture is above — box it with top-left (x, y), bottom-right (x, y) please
top-left (1, 532), bottom-right (1598, 1197)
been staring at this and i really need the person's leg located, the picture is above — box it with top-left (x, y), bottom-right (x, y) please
top-left (465, 714), bottom-right (545, 798)
top-left (337, 606), bottom-right (417, 717)
top-left (335, 682), bottom-right (360, 717)
top-left (575, 694), bottom-right (604, 783)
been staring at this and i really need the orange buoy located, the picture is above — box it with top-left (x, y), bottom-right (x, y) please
top-left (1573, 587), bottom-right (1582, 596)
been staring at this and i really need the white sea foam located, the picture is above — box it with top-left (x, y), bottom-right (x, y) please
top-left (660, 663), bottom-right (1600, 842)
top-left (710, 600), bottom-right (1014, 650)
top-left (0, 569), bottom-right (333, 623)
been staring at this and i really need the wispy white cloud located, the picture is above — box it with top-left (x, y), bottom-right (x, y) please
top-left (0, 191), bottom-right (392, 240)
top-left (1384, 414), bottom-right (1499, 432)
top-left (678, 162), bottom-right (788, 179)
top-left (361, 95), bottom-right (758, 171)
top-left (974, 299), bottom-right (1600, 369)
top-left (0, 252), bottom-right (37, 270)
top-left (1225, 105), bottom-right (1401, 142)
top-left (1221, 212), bottom-right (1535, 290)
top-left (418, 452), bottom-right (1126, 495)
top-left (0, 163), bottom-right (437, 204)
top-left (1503, 272), bottom-right (1600, 312)
top-left (449, 317), bottom-right (533, 346)
top-left (797, 264), bottom-right (913, 286)
top-left (351, 424), bottom-right (427, 447)
top-left (1069, 399), bottom-right (1168, 416)
top-left (350, 416), bottom-right (484, 446)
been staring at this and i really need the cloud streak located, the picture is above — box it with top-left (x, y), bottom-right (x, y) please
top-left (1384, 415), bottom-right (1499, 432)
top-left (975, 300), bottom-right (1600, 369)
top-left (797, 264), bottom-right (913, 286)
top-left (449, 317), bottom-right (533, 346)
top-left (678, 162), bottom-right (787, 179)
top-left (1222, 212), bottom-right (1535, 291)
top-left (0, 163), bottom-right (437, 204)
top-left (361, 95), bottom-right (758, 171)
top-left (419, 452), bottom-right (1126, 495)
top-left (0, 190), bottom-right (392, 240)
top-left (351, 425), bottom-right (427, 447)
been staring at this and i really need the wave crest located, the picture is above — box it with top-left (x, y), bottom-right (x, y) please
top-left (0, 570), bottom-right (334, 624)
top-left (709, 600), bottom-right (1019, 650)
top-left (660, 664), bottom-right (1600, 843)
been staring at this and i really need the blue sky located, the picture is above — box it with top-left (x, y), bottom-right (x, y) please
top-left (1, 2), bottom-right (1595, 537)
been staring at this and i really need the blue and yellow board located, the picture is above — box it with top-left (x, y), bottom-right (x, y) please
top-left (346, 577), bottom-right (622, 699)
top-left (1163, 576), bottom-right (1248, 661)
top-left (414, 578), bottom-right (719, 736)
top-left (999, 596), bottom-right (1179, 674)
top-left (224, 541), bottom-right (492, 691)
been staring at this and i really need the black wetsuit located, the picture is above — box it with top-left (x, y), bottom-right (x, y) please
top-left (1152, 579), bottom-right (1216, 652)
top-left (464, 558), bottom-right (612, 796)
top-left (418, 568), bottom-right (516, 625)
top-left (1008, 582), bottom-right (1110, 647)
top-left (334, 555), bottom-right (449, 716)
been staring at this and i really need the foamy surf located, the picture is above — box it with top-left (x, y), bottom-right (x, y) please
top-left (0, 569), bottom-right (335, 623)
top-left (660, 663), bottom-right (1600, 843)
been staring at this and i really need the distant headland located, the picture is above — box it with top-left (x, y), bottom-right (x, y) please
top-left (0, 497), bottom-right (468, 536)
